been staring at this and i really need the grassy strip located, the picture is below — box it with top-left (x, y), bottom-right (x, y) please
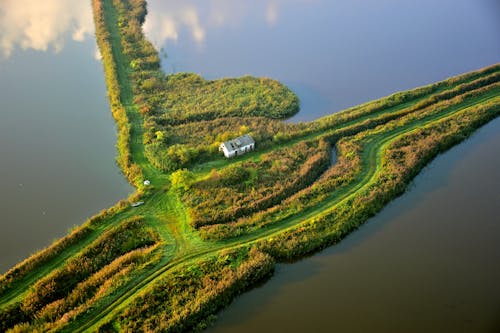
top-left (10, 245), bottom-right (161, 332)
top-left (93, 0), bottom-right (144, 186)
top-left (0, 198), bottom-right (140, 305)
top-left (113, 247), bottom-right (274, 332)
top-left (68, 100), bottom-right (500, 332)
top-left (257, 99), bottom-right (500, 260)
top-left (312, 65), bottom-right (499, 130)
top-left (68, 91), bottom-right (499, 333)
top-left (17, 217), bottom-right (159, 320)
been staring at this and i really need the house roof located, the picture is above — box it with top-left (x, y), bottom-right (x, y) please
top-left (222, 134), bottom-right (255, 152)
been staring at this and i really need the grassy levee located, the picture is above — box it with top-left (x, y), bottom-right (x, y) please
top-left (96, 0), bottom-right (203, 254)
top-left (71, 93), bottom-right (500, 333)
top-left (97, 0), bottom-right (162, 185)
top-left (21, 217), bottom-right (160, 315)
top-left (210, 90), bottom-right (500, 241)
top-left (1, 0), bottom-right (499, 330)
top-left (312, 66), bottom-right (500, 129)
top-left (92, 0), bottom-right (203, 311)
top-left (0, 201), bottom-right (140, 308)
top-left (1, 0), bottom-right (173, 323)
top-left (3, 65), bottom-right (495, 304)
top-left (199, 83), bottom-right (500, 239)
top-left (66, 83), bottom-right (499, 333)
top-left (192, 68), bottom-right (500, 174)
top-left (258, 99), bottom-right (500, 260)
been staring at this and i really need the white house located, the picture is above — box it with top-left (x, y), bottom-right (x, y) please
top-left (219, 134), bottom-right (255, 158)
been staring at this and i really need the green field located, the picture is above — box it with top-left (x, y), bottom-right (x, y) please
top-left (0, 0), bottom-right (499, 331)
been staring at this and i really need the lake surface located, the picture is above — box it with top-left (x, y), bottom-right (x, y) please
top-left (0, 1), bottom-right (132, 273)
top-left (143, 0), bottom-right (500, 332)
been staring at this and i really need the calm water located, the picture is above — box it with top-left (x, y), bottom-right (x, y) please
top-left (0, 1), bottom-right (132, 273)
top-left (143, 0), bottom-right (500, 332)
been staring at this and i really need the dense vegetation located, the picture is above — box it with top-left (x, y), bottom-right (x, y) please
top-left (199, 80), bottom-right (500, 240)
top-left (109, 0), bottom-right (299, 173)
top-left (0, 0), bottom-right (498, 331)
top-left (116, 247), bottom-right (273, 332)
top-left (1, 217), bottom-right (161, 332)
top-left (181, 139), bottom-right (331, 228)
top-left (144, 116), bottom-right (306, 171)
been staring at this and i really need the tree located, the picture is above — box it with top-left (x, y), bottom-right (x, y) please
top-left (171, 169), bottom-right (194, 191)
top-left (155, 131), bottom-right (164, 141)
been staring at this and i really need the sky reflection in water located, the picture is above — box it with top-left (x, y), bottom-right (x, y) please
top-left (143, 0), bottom-right (310, 48)
top-left (0, 0), bottom-right (95, 58)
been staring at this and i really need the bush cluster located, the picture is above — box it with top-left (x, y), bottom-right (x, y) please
top-left (116, 247), bottom-right (274, 332)
top-left (21, 217), bottom-right (159, 316)
top-left (183, 139), bottom-right (331, 228)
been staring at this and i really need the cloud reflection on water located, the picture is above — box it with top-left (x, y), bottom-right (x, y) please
top-left (143, 0), bottom-right (314, 49)
top-left (0, 0), bottom-right (94, 58)
top-left (144, 5), bottom-right (205, 48)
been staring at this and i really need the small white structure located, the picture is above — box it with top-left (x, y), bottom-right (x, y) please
top-left (143, 180), bottom-right (151, 186)
top-left (219, 134), bottom-right (255, 158)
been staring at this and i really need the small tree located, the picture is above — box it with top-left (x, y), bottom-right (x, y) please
top-left (171, 169), bottom-right (194, 191)
top-left (239, 125), bottom-right (249, 135)
top-left (155, 131), bottom-right (164, 141)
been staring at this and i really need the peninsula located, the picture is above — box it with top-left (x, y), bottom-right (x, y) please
top-left (0, 0), bottom-right (499, 331)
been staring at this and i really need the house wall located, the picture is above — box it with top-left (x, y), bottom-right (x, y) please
top-left (221, 143), bottom-right (254, 158)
